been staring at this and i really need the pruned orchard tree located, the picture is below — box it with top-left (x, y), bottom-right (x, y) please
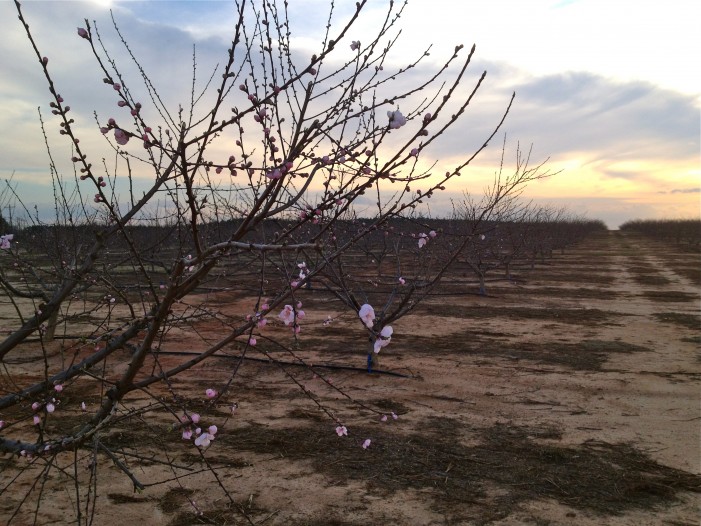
top-left (0, 0), bottom-right (551, 521)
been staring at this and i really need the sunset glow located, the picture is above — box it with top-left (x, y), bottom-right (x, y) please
top-left (0, 0), bottom-right (698, 228)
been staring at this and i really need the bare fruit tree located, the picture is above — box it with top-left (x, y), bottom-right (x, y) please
top-left (1, 0), bottom-right (550, 521)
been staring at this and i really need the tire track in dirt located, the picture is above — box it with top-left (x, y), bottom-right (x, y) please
top-left (607, 232), bottom-right (700, 318)
top-left (577, 232), bottom-right (700, 476)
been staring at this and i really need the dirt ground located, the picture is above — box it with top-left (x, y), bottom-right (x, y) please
top-left (1, 230), bottom-right (700, 525)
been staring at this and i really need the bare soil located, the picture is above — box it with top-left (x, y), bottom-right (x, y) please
top-left (1, 231), bottom-right (700, 525)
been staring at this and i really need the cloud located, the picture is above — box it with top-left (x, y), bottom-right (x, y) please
top-left (504, 72), bottom-right (699, 162)
top-left (670, 188), bottom-right (701, 194)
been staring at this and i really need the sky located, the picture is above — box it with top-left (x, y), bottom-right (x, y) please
top-left (0, 0), bottom-right (699, 229)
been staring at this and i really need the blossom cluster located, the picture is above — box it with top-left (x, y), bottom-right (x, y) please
top-left (358, 304), bottom-right (393, 354)
top-left (179, 388), bottom-right (226, 448)
top-left (30, 384), bottom-right (64, 425)
top-left (416, 230), bottom-right (437, 248)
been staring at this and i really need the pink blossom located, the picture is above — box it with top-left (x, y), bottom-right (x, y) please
top-left (113, 83), bottom-right (121, 91)
top-left (0, 234), bottom-right (13, 250)
top-left (373, 325), bottom-right (393, 353)
top-left (205, 388), bottom-right (217, 399)
top-left (358, 304), bottom-right (375, 328)
top-left (387, 110), bottom-right (407, 129)
top-left (0, 420), bottom-right (4, 429)
top-left (362, 439), bottom-right (371, 449)
top-left (194, 430), bottom-right (215, 448)
top-left (410, 148), bottom-right (419, 157)
top-left (398, 277), bottom-right (405, 285)
top-left (429, 230), bottom-right (437, 238)
top-left (335, 425), bottom-right (348, 437)
top-left (33, 415), bottom-right (41, 425)
top-left (114, 128), bottom-right (129, 145)
top-left (77, 27), bottom-right (89, 39)
top-left (350, 40), bottom-right (360, 51)
top-left (279, 305), bottom-right (295, 326)
top-left (418, 237), bottom-right (427, 248)
top-left (191, 413), bottom-right (201, 424)
top-left (248, 337), bottom-right (257, 346)
top-left (32, 402), bottom-right (41, 412)
top-left (54, 384), bottom-right (63, 393)
top-left (391, 412), bottom-right (398, 420)
top-left (182, 429), bottom-right (192, 440)
top-left (46, 403), bottom-right (55, 413)
top-left (208, 425), bottom-right (218, 435)
top-left (380, 414), bottom-right (388, 422)
top-left (257, 318), bottom-right (267, 328)
top-left (81, 402), bottom-right (86, 411)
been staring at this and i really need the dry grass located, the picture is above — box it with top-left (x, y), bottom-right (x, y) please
top-left (642, 290), bottom-right (699, 303)
top-left (652, 312), bottom-right (700, 330)
top-left (208, 418), bottom-right (701, 525)
top-left (150, 414), bottom-right (701, 524)
top-left (398, 336), bottom-right (650, 371)
top-left (415, 304), bottom-right (622, 326)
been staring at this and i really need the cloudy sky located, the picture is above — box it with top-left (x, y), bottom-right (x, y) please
top-left (1, 0), bottom-right (698, 228)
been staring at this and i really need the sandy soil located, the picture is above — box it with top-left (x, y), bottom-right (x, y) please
top-left (1, 231), bottom-right (699, 525)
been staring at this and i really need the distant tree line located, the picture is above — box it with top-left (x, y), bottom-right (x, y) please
top-left (620, 219), bottom-right (701, 247)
